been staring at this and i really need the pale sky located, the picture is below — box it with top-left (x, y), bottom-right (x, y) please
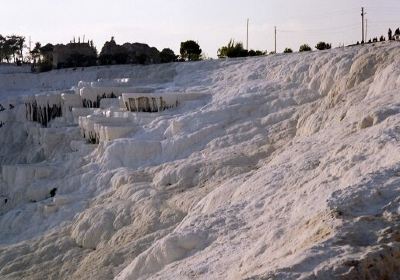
top-left (1, 0), bottom-right (399, 58)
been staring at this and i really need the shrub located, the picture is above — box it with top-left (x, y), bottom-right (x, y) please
top-left (248, 50), bottom-right (256, 56)
top-left (248, 50), bottom-right (265, 56)
top-left (299, 44), bottom-right (312, 52)
top-left (283, 48), bottom-right (293, 53)
top-left (217, 40), bottom-right (248, 58)
top-left (315, 42), bottom-right (332, 50)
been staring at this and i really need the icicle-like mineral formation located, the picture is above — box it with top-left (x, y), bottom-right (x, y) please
top-left (80, 87), bottom-right (126, 108)
top-left (24, 93), bottom-right (63, 127)
top-left (78, 115), bottom-right (134, 144)
top-left (122, 93), bottom-right (179, 112)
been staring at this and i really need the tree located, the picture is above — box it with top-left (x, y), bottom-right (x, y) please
top-left (217, 39), bottom-right (248, 58)
top-left (315, 42), bottom-right (332, 50)
top-left (180, 40), bottom-right (202, 61)
top-left (160, 48), bottom-right (177, 63)
top-left (299, 44), bottom-right (312, 52)
top-left (395, 28), bottom-right (400, 36)
top-left (16, 36), bottom-right (25, 62)
top-left (1, 38), bottom-right (13, 63)
top-left (248, 50), bottom-right (256, 56)
top-left (38, 43), bottom-right (54, 72)
top-left (248, 50), bottom-right (265, 56)
top-left (283, 48), bottom-right (293, 53)
top-left (0, 34), bottom-right (26, 63)
top-left (30, 42), bottom-right (41, 62)
top-left (99, 37), bottom-right (128, 65)
top-left (388, 28), bottom-right (393, 40)
top-left (0, 35), bottom-right (8, 62)
top-left (379, 35), bottom-right (385, 42)
top-left (6, 35), bottom-right (20, 63)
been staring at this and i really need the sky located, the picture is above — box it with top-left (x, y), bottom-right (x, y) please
top-left (1, 0), bottom-right (400, 58)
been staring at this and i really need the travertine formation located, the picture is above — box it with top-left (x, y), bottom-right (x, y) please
top-left (1, 42), bottom-right (400, 280)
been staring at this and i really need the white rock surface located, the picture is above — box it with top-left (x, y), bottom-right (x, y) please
top-left (1, 42), bottom-right (400, 280)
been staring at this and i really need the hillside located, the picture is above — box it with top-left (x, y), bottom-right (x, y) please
top-left (1, 42), bottom-right (400, 280)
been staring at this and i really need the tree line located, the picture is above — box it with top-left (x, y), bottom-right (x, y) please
top-left (354, 28), bottom-right (400, 45)
top-left (216, 39), bottom-right (332, 58)
top-left (0, 35), bottom-right (205, 72)
top-left (216, 26), bottom-right (400, 58)
top-left (2, 26), bottom-right (399, 71)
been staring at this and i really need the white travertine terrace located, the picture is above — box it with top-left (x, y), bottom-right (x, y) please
top-left (3, 43), bottom-right (400, 280)
top-left (61, 92), bottom-right (84, 122)
top-left (79, 86), bottom-right (154, 108)
top-left (122, 93), bottom-right (179, 112)
top-left (79, 115), bottom-right (135, 143)
top-left (122, 92), bottom-right (209, 112)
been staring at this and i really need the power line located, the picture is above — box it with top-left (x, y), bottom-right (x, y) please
top-left (279, 24), bottom-right (359, 33)
top-left (369, 19), bottom-right (400, 24)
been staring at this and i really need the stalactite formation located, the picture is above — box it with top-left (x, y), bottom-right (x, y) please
top-left (25, 95), bottom-right (63, 127)
top-left (82, 92), bottom-right (117, 108)
top-left (122, 93), bottom-right (179, 113)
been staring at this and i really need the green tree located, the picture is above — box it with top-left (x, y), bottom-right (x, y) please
top-left (0, 35), bottom-right (8, 62)
top-left (248, 50), bottom-right (265, 56)
top-left (0, 34), bottom-right (26, 63)
top-left (315, 42), bottom-right (332, 50)
top-left (38, 43), bottom-right (54, 72)
top-left (99, 38), bottom-right (129, 65)
top-left (16, 36), bottom-right (25, 62)
top-left (6, 35), bottom-right (20, 62)
top-left (30, 42), bottom-right (41, 62)
top-left (299, 44), bottom-right (312, 52)
top-left (217, 39), bottom-right (248, 58)
top-left (283, 48), bottom-right (293, 53)
top-left (160, 48), bottom-right (177, 63)
top-left (180, 40), bottom-right (202, 61)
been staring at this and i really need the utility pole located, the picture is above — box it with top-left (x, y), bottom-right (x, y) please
top-left (28, 36), bottom-right (32, 53)
top-left (246, 18), bottom-right (249, 50)
top-left (274, 26), bottom-right (277, 53)
top-left (361, 7), bottom-right (366, 43)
